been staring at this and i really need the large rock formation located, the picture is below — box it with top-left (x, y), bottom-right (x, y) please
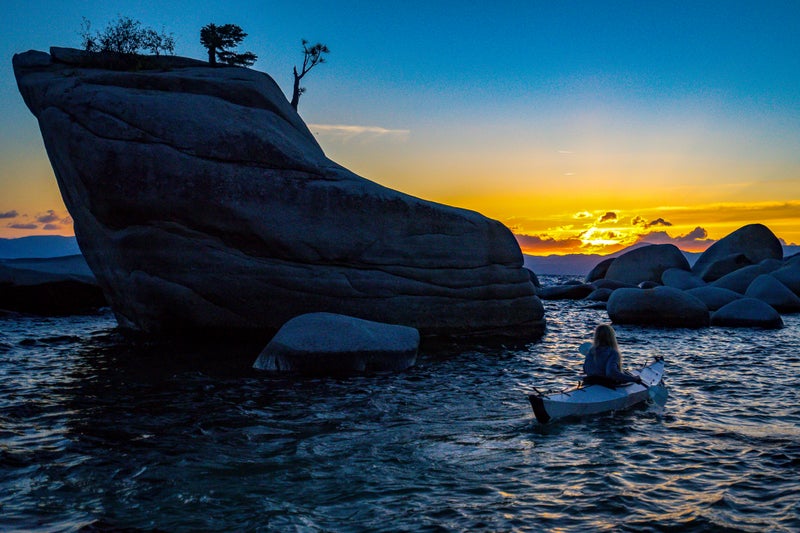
top-left (13, 48), bottom-right (543, 337)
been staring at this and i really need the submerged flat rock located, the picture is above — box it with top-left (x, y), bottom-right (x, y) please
top-left (13, 48), bottom-right (543, 338)
top-left (253, 312), bottom-right (419, 374)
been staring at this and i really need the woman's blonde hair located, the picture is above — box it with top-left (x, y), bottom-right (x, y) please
top-left (593, 324), bottom-right (619, 350)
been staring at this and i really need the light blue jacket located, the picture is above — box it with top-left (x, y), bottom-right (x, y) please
top-left (583, 346), bottom-right (638, 383)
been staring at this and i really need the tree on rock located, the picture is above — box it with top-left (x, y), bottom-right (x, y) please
top-left (200, 23), bottom-right (257, 67)
top-left (80, 16), bottom-right (175, 56)
top-left (291, 39), bottom-right (329, 111)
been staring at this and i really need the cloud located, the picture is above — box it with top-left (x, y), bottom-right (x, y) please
top-left (645, 217), bottom-right (672, 228)
top-left (515, 233), bottom-right (584, 253)
top-left (598, 211), bottom-right (617, 223)
top-left (308, 123), bottom-right (410, 143)
top-left (43, 224), bottom-right (61, 230)
top-left (36, 210), bottom-right (60, 224)
top-left (631, 216), bottom-right (645, 226)
top-left (635, 226), bottom-right (714, 249)
top-left (8, 223), bottom-right (38, 230)
top-left (0, 210), bottom-right (19, 219)
top-left (573, 211), bottom-right (592, 219)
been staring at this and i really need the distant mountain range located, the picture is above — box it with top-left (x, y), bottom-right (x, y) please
top-left (0, 236), bottom-right (80, 259)
top-left (1, 235), bottom-right (797, 276)
top-left (526, 242), bottom-right (800, 276)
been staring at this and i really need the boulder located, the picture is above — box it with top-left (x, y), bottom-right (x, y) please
top-left (586, 257), bottom-right (615, 282)
top-left (685, 286), bottom-right (743, 311)
top-left (711, 260), bottom-right (782, 294)
top-left (537, 283), bottom-right (595, 300)
top-left (785, 253), bottom-right (800, 268)
top-left (604, 244), bottom-right (690, 286)
top-left (607, 286), bottom-right (709, 328)
top-left (13, 49), bottom-right (543, 338)
top-left (711, 298), bottom-right (783, 329)
top-left (252, 313), bottom-right (419, 374)
top-left (0, 256), bottom-right (106, 314)
top-left (584, 288), bottom-right (613, 302)
top-left (662, 268), bottom-right (706, 290)
top-left (692, 224), bottom-right (782, 279)
top-left (694, 253), bottom-right (752, 282)
top-left (745, 274), bottom-right (800, 312)
top-left (591, 278), bottom-right (635, 290)
top-left (638, 281), bottom-right (660, 289)
top-left (524, 268), bottom-right (541, 288)
top-left (771, 265), bottom-right (800, 296)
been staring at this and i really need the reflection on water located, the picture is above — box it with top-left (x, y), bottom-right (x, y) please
top-left (1, 294), bottom-right (799, 531)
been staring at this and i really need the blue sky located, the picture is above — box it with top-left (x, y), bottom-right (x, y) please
top-left (3, 1), bottom-right (800, 252)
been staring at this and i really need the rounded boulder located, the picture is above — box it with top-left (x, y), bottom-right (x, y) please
top-left (662, 268), bottom-right (706, 290)
top-left (692, 224), bottom-right (782, 279)
top-left (685, 286), bottom-right (743, 311)
top-left (584, 288), bottom-right (613, 302)
top-left (711, 298), bottom-right (783, 329)
top-left (711, 260), bottom-right (783, 294)
top-left (771, 264), bottom-right (800, 296)
top-left (605, 244), bottom-right (690, 286)
top-left (537, 283), bottom-right (595, 300)
top-left (253, 312), bottom-right (419, 374)
top-left (586, 257), bottom-right (615, 282)
top-left (607, 286), bottom-right (709, 328)
top-left (745, 274), bottom-right (800, 313)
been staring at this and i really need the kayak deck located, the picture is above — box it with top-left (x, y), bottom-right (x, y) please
top-left (528, 358), bottom-right (665, 424)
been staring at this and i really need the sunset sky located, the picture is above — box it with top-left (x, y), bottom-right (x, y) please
top-left (3, 1), bottom-right (799, 254)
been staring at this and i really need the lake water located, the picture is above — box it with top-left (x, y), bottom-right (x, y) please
top-left (2, 278), bottom-right (799, 532)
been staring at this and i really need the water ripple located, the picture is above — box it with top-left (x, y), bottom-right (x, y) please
top-left (0, 299), bottom-right (799, 531)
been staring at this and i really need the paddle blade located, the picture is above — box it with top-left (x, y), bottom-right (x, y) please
top-left (578, 342), bottom-right (592, 356)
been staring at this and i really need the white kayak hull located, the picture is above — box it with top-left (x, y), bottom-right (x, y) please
top-left (528, 359), bottom-right (665, 424)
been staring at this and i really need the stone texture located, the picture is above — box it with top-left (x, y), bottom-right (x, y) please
top-left (13, 48), bottom-right (543, 338)
top-left (253, 312), bottom-right (419, 374)
top-left (604, 244), bottom-right (690, 286)
top-left (662, 268), bottom-right (706, 290)
top-left (685, 286), bottom-right (743, 312)
top-left (711, 298), bottom-right (783, 329)
top-left (745, 274), bottom-right (800, 313)
top-left (607, 286), bottom-right (709, 328)
top-left (692, 224), bottom-right (782, 279)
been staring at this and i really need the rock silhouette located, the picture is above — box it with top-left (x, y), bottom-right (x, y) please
top-left (13, 48), bottom-right (543, 337)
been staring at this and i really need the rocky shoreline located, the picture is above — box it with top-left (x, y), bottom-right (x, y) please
top-left (539, 224), bottom-right (797, 329)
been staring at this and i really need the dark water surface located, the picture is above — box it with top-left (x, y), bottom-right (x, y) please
top-left (1, 292), bottom-right (799, 531)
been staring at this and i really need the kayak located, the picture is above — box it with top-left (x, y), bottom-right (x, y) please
top-left (528, 357), bottom-right (665, 424)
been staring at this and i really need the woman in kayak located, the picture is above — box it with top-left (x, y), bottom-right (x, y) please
top-left (583, 324), bottom-right (643, 386)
